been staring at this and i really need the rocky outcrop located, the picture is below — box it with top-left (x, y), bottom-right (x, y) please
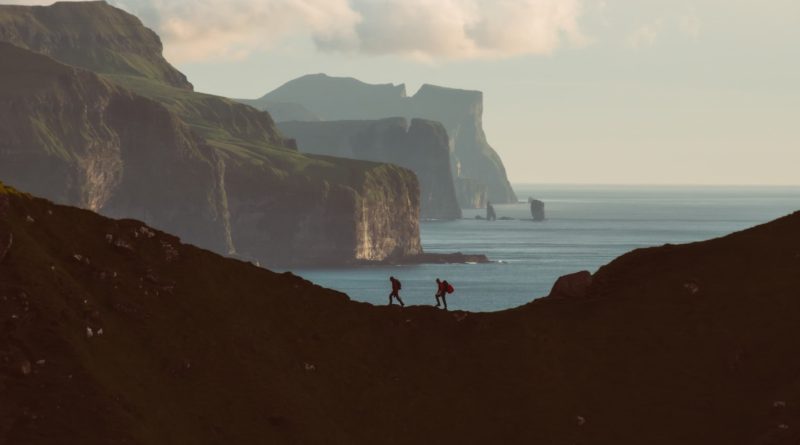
top-left (486, 202), bottom-right (497, 221)
top-left (255, 74), bottom-right (518, 207)
top-left (529, 198), bottom-right (545, 221)
top-left (0, 1), bottom-right (192, 89)
top-left (278, 118), bottom-right (462, 220)
top-left (548, 271), bottom-right (593, 298)
top-left (0, 3), bottom-right (425, 267)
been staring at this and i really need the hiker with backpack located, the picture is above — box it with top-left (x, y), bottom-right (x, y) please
top-left (435, 279), bottom-right (454, 310)
top-left (388, 276), bottom-right (404, 307)
top-left (435, 278), bottom-right (445, 309)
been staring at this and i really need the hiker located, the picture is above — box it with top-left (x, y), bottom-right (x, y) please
top-left (437, 279), bottom-right (454, 310)
top-left (435, 278), bottom-right (446, 308)
top-left (389, 276), bottom-right (404, 307)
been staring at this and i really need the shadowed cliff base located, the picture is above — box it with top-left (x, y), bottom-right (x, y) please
top-left (3, 182), bottom-right (800, 444)
top-left (368, 252), bottom-right (490, 266)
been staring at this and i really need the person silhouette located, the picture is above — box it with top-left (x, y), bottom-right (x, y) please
top-left (389, 276), bottom-right (404, 307)
top-left (438, 279), bottom-right (453, 310)
top-left (435, 278), bottom-right (446, 308)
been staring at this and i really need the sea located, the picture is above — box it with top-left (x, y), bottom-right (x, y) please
top-left (289, 185), bottom-right (800, 312)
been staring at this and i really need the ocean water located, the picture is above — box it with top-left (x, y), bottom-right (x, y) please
top-left (291, 185), bottom-right (800, 312)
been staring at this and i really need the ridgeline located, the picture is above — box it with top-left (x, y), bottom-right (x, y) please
top-left (2, 182), bottom-right (800, 444)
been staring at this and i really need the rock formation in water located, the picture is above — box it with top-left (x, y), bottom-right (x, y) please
top-left (278, 118), bottom-right (461, 220)
top-left (529, 197), bottom-right (545, 221)
top-left (0, 3), bottom-right (423, 266)
top-left (248, 73), bottom-right (518, 208)
top-left (4, 180), bottom-right (800, 444)
top-left (486, 202), bottom-right (497, 221)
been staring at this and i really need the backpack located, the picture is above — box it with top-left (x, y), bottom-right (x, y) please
top-left (446, 283), bottom-right (454, 294)
top-left (397, 280), bottom-right (402, 290)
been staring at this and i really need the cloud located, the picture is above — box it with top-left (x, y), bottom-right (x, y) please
top-left (678, 12), bottom-right (701, 39)
top-left (627, 20), bottom-right (663, 49)
top-left (115, 0), bottom-right (361, 63)
top-left (323, 0), bottom-right (587, 60)
top-left (2, 0), bottom-right (586, 62)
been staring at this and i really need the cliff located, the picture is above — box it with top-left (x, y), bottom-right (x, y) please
top-left (279, 118), bottom-right (462, 220)
top-left (0, 42), bottom-right (230, 254)
top-left (0, 1), bottom-right (192, 89)
top-left (529, 198), bottom-right (545, 221)
top-left (237, 99), bottom-right (321, 122)
top-left (0, 3), bottom-right (423, 266)
top-left (3, 182), bottom-right (800, 444)
top-left (222, 157), bottom-right (421, 266)
top-left (254, 73), bottom-right (518, 207)
top-left (454, 177), bottom-right (487, 209)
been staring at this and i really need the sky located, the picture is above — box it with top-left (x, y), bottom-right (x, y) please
top-left (10, 0), bottom-right (800, 185)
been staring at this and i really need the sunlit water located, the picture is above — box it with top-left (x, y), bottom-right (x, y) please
top-left (289, 185), bottom-right (800, 312)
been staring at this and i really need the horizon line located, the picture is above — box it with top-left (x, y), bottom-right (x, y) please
top-left (511, 182), bottom-right (800, 188)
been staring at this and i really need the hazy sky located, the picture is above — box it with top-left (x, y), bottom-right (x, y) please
top-left (12, 0), bottom-right (800, 185)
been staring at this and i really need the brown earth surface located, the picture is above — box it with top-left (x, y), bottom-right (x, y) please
top-left (2, 182), bottom-right (800, 444)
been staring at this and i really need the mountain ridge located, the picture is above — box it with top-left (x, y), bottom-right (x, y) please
top-left (251, 73), bottom-right (518, 208)
top-left (0, 1), bottom-right (192, 89)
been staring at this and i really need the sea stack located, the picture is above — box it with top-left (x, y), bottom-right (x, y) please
top-left (529, 198), bottom-right (545, 221)
top-left (486, 201), bottom-right (497, 221)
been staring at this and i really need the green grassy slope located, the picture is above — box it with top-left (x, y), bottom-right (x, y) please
top-left (0, 1), bottom-right (191, 89)
top-left (0, 2), bottom-right (399, 191)
top-left (0, 2), bottom-right (424, 265)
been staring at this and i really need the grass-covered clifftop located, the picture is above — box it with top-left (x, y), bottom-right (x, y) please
top-left (3, 183), bottom-right (800, 444)
top-left (0, 1), bottom-right (191, 89)
top-left (0, 2), bottom-right (423, 266)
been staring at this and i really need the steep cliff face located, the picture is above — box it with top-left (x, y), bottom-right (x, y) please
top-left (256, 73), bottom-right (518, 207)
top-left (0, 3), bottom-right (423, 266)
top-left (279, 118), bottom-right (462, 220)
top-left (221, 155), bottom-right (421, 266)
top-left (453, 177), bottom-right (487, 209)
top-left (411, 84), bottom-right (517, 207)
top-left (4, 182), bottom-right (800, 444)
top-left (0, 1), bottom-right (192, 89)
top-left (0, 42), bottom-right (231, 254)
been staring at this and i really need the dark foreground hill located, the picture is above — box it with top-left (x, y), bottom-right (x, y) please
top-left (2, 182), bottom-right (800, 445)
